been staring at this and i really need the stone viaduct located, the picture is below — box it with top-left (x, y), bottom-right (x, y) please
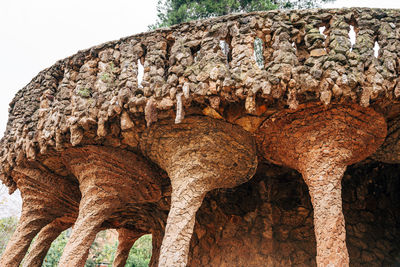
top-left (0, 7), bottom-right (400, 267)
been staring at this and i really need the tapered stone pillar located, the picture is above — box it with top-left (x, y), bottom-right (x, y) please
top-left (141, 116), bottom-right (258, 267)
top-left (22, 220), bottom-right (72, 267)
top-left (257, 103), bottom-right (387, 267)
top-left (148, 225), bottom-right (165, 267)
top-left (113, 228), bottom-right (144, 267)
top-left (0, 206), bottom-right (52, 267)
top-left (58, 146), bottom-right (162, 267)
top-left (0, 166), bottom-right (79, 267)
top-left (302, 161), bottom-right (348, 266)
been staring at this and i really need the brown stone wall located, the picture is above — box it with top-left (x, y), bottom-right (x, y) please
top-left (343, 162), bottom-right (400, 266)
top-left (186, 162), bottom-right (400, 266)
top-left (2, 8), bottom-right (400, 191)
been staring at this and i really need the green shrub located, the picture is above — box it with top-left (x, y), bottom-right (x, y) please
top-left (1, 224), bottom-right (153, 266)
top-left (0, 216), bottom-right (18, 256)
top-left (126, 234), bottom-right (152, 267)
top-left (42, 229), bottom-right (69, 266)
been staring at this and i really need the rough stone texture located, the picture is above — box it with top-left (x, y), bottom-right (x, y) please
top-left (0, 165), bottom-right (80, 267)
top-left (256, 103), bottom-right (387, 266)
top-left (22, 219), bottom-right (72, 267)
top-left (58, 146), bottom-right (164, 267)
top-left (188, 165), bottom-right (317, 267)
top-left (0, 7), bottom-right (399, 267)
top-left (342, 162), bottom-right (400, 266)
top-left (303, 165), bottom-right (349, 266)
top-left (187, 162), bottom-right (400, 266)
top-left (1, 8), bottom-right (400, 190)
top-left (142, 116), bottom-right (257, 266)
top-left (113, 229), bottom-right (144, 267)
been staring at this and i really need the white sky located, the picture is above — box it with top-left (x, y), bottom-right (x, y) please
top-left (0, 0), bottom-right (399, 217)
top-left (0, 0), bottom-right (159, 217)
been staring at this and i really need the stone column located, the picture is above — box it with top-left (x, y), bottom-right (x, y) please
top-left (22, 220), bottom-right (72, 267)
top-left (58, 146), bottom-right (161, 266)
top-left (113, 228), bottom-right (144, 267)
top-left (57, 195), bottom-right (117, 266)
top-left (141, 116), bottom-right (257, 267)
top-left (149, 226), bottom-right (165, 267)
top-left (0, 208), bottom-right (52, 267)
top-left (0, 166), bottom-right (79, 267)
top-left (302, 161), bottom-right (349, 266)
top-left (158, 179), bottom-right (206, 266)
top-left (257, 103), bottom-right (387, 267)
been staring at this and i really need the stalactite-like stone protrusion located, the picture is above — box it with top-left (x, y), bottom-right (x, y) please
top-left (22, 220), bottom-right (71, 267)
top-left (113, 228), bottom-right (144, 267)
top-left (141, 116), bottom-right (257, 267)
top-left (58, 146), bottom-right (162, 267)
top-left (175, 93), bottom-right (185, 124)
top-left (0, 208), bottom-right (52, 267)
top-left (0, 166), bottom-right (80, 267)
top-left (257, 103), bottom-right (387, 267)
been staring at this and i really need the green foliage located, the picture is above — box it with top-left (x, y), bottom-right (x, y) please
top-left (151, 0), bottom-right (275, 28)
top-left (151, 0), bottom-right (334, 29)
top-left (0, 216), bottom-right (18, 256)
top-left (109, 62), bottom-right (116, 72)
top-left (85, 230), bottom-right (117, 266)
top-left (93, 241), bottom-right (118, 265)
top-left (41, 230), bottom-right (152, 267)
top-left (278, 0), bottom-right (334, 9)
top-left (125, 235), bottom-right (152, 267)
top-left (101, 73), bottom-right (111, 83)
top-left (42, 229), bottom-right (69, 267)
top-left (0, 224), bottom-right (153, 266)
top-left (77, 87), bottom-right (92, 98)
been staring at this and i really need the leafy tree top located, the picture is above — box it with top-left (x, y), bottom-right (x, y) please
top-left (151, 0), bottom-right (334, 29)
